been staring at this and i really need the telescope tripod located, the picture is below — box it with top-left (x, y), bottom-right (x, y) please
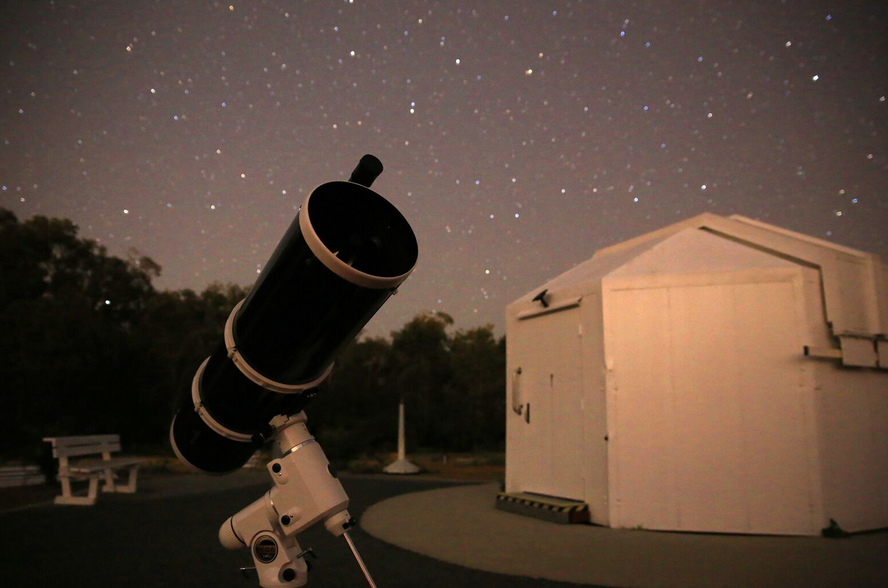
top-left (218, 412), bottom-right (376, 588)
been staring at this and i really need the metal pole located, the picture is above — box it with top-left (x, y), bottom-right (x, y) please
top-left (344, 531), bottom-right (377, 588)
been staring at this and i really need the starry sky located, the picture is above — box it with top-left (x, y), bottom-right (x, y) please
top-left (1, 0), bottom-right (886, 337)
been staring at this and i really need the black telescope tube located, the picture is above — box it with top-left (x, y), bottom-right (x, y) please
top-left (232, 180), bottom-right (417, 385)
top-left (170, 406), bottom-right (257, 475)
top-left (171, 160), bottom-right (418, 473)
top-left (197, 345), bottom-right (312, 434)
top-left (187, 178), bottom-right (417, 439)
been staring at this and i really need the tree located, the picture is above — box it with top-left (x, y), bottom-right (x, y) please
top-left (0, 208), bottom-right (161, 455)
top-left (387, 312), bottom-right (454, 449)
top-left (138, 282), bottom-right (249, 415)
top-left (311, 312), bottom-right (507, 458)
top-left (310, 336), bottom-right (397, 460)
top-left (0, 207), bottom-right (509, 460)
top-left (447, 326), bottom-right (506, 450)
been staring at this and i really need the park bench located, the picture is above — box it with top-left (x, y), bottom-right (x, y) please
top-left (0, 465), bottom-right (45, 488)
top-left (43, 435), bottom-right (144, 506)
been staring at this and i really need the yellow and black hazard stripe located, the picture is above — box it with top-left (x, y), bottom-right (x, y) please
top-left (496, 492), bottom-right (588, 514)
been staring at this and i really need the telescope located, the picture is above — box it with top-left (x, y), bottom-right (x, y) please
top-left (169, 155), bottom-right (417, 587)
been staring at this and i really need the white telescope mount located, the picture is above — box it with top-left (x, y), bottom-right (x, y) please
top-left (217, 412), bottom-right (376, 588)
top-left (207, 300), bottom-right (376, 587)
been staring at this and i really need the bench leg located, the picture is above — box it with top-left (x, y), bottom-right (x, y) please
top-left (101, 466), bottom-right (140, 494)
top-left (102, 467), bottom-right (117, 493)
top-left (60, 475), bottom-right (73, 500)
top-left (54, 475), bottom-right (98, 506)
top-left (117, 465), bottom-right (139, 494)
top-left (86, 475), bottom-right (99, 503)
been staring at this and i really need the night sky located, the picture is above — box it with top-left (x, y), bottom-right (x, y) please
top-left (1, 0), bottom-right (886, 337)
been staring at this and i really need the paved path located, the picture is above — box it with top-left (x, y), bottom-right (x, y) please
top-left (362, 482), bottom-right (888, 588)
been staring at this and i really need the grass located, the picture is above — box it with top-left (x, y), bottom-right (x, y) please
top-left (346, 452), bottom-right (505, 481)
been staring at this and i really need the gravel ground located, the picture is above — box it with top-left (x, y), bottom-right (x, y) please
top-left (0, 472), bottom-right (598, 588)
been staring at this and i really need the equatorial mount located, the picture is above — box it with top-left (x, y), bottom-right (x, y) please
top-left (219, 413), bottom-right (376, 588)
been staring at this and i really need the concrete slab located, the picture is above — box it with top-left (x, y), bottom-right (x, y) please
top-left (361, 483), bottom-right (888, 588)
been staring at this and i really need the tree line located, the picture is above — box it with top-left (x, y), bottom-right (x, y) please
top-left (0, 208), bottom-right (505, 462)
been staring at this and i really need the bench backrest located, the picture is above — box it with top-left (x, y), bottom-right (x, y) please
top-left (43, 435), bottom-right (121, 459)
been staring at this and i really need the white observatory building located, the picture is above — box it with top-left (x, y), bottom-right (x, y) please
top-left (504, 213), bottom-right (888, 535)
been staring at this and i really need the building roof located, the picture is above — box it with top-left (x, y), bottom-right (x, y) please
top-left (512, 213), bottom-right (888, 339)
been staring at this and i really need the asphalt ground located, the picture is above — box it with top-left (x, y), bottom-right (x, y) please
top-left (0, 472), bottom-right (597, 588)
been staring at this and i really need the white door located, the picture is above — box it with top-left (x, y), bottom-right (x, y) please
top-left (511, 306), bottom-right (584, 500)
top-left (604, 278), bottom-right (813, 534)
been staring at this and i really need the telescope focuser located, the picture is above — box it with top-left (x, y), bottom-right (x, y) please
top-left (348, 154), bottom-right (384, 188)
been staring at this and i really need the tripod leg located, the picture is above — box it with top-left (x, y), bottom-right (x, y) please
top-left (343, 531), bottom-right (377, 588)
